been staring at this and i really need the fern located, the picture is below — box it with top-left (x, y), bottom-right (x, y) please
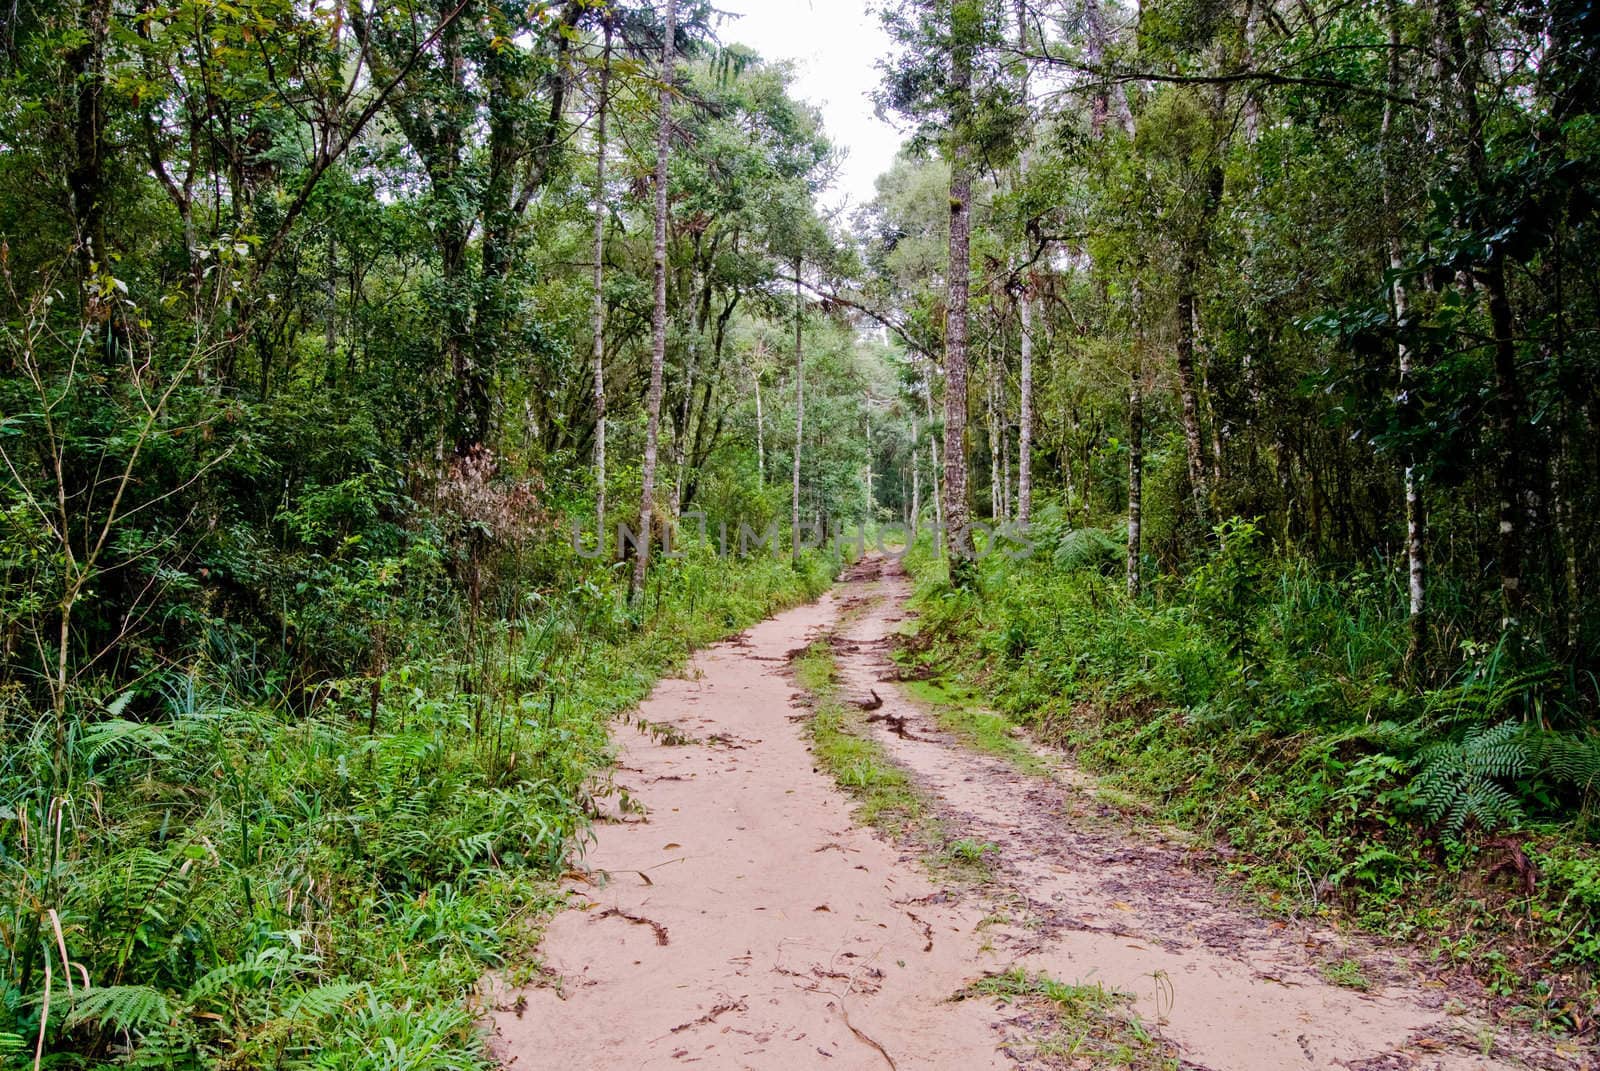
top-left (1052, 526), bottom-right (1123, 573)
top-left (64, 985), bottom-right (172, 1032)
top-left (1410, 720), bottom-right (1530, 834)
top-left (283, 981), bottom-right (365, 1021)
top-left (1530, 730), bottom-right (1600, 793)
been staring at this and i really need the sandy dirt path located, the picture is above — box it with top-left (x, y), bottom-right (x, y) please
top-left (488, 557), bottom-right (1571, 1070)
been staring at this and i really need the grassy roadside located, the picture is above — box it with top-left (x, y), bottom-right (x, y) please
top-left (2, 549), bottom-right (837, 1068)
top-left (898, 538), bottom-right (1599, 1042)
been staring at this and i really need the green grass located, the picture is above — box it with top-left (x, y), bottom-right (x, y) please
top-left (896, 675), bottom-right (1048, 776)
top-left (957, 968), bottom-right (1178, 1069)
top-left (791, 640), bottom-right (997, 883)
top-left (793, 642), bottom-right (927, 832)
top-left (1320, 957), bottom-right (1373, 991)
top-left (1, 548), bottom-right (838, 1068)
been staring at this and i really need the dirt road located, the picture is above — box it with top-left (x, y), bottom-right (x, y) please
top-left (488, 557), bottom-right (1569, 1070)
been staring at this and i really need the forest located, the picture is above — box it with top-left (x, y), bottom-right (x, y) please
top-left (2, 0), bottom-right (1598, 1066)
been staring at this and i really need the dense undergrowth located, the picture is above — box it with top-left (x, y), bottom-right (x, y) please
top-left (0, 545), bottom-right (835, 1068)
top-left (901, 511), bottom-right (1600, 1036)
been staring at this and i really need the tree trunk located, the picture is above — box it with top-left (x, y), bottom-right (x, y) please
top-left (1382, 0), bottom-right (1427, 671)
top-left (924, 365), bottom-right (943, 537)
top-left (911, 414), bottom-right (921, 530)
top-left (632, 0), bottom-right (673, 602)
top-left (67, 0), bottom-right (113, 292)
top-left (1127, 356), bottom-right (1144, 598)
top-left (987, 350), bottom-right (1002, 520)
top-left (1174, 269), bottom-right (1209, 522)
top-left (943, 11), bottom-right (974, 577)
top-left (753, 350), bottom-right (765, 486)
top-left (792, 257), bottom-right (804, 557)
top-left (1018, 286), bottom-right (1034, 525)
top-left (591, 17), bottom-right (612, 541)
top-left (1013, 0), bottom-right (1034, 526)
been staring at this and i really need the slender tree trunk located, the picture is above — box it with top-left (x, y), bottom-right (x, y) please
top-left (591, 17), bottom-right (612, 541)
top-left (911, 415), bottom-right (921, 530)
top-left (924, 366), bottom-right (943, 538)
top-left (1013, 0), bottom-right (1034, 526)
top-left (943, 11), bottom-right (974, 576)
top-left (1017, 287), bottom-right (1034, 525)
top-left (987, 351), bottom-right (1002, 519)
top-left (865, 402), bottom-right (875, 513)
top-left (68, 0), bottom-right (112, 292)
top-left (1174, 270), bottom-right (1209, 522)
top-left (632, 0), bottom-right (673, 602)
top-left (1484, 263), bottom-right (1525, 627)
top-left (1382, 0), bottom-right (1427, 671)
top-left (1554, 427), bottom-right (1580, 657)
top-left (792, 257), bottom-right (804, 556)
top-left (1127, 356), bottom-right (1144, 598)
top-left (753, 356), bottom-right (765, 487)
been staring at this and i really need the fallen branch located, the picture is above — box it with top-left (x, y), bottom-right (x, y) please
top-left (594, 907), bottom-right (670, 946)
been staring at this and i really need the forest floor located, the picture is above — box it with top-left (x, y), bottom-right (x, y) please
top-left (485, 556), bottom-right (1583, 1070)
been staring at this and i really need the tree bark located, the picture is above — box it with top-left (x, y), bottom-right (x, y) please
top-left (1174, 267), bottom-right (1209, 522)
top-left (67, 0), bottom-right (113, 292)
top-left (753, 341), bottom-right (765, 486)
top-left (792, 257), bottom-right (804, 557)
top-left (942, 6), bottom-right (974, 578)
top-left (1382, 0), bottom-right (1427, 671)
top-left (632, 0), bottom-right (673, 602)
top-left (1013, 0), bottom-right (1034, 526)
top-left (1127, 353), bottom-right (1144, 598)
top-left (1017, 284), bottom-right (1034, 525)
top-left (592, 16), bottom-right (612, 541)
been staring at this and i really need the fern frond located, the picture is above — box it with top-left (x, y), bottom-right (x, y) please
top-left (64, 985), bottom-right (171, 1032)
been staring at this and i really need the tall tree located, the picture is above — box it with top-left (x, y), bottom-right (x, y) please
top-left (592, 13), bottom-right (614, 540)
top-left (633, 0), bottom-right (674, 601)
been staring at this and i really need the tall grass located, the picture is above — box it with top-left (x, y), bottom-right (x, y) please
top-left (0, 545), bottom-right (835, 1068)
top-left (904, 518), bottom-right (1600, 1025)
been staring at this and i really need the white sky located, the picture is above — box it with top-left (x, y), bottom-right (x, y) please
top-left (714, 1), bottom-right (905, 215)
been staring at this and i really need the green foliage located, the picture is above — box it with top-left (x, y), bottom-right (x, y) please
top-left (0, 548), bottom-right (835, 1067)
top-left (905, 509), bottom-right (1600, 1018)
top-left (1410, 721), bottom-right (1529, 834)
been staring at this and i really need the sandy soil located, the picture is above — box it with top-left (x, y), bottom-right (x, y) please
top-left (487, 556), bottom-right (1586, 1070)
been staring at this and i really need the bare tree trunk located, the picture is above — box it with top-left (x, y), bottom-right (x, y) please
top-left (1018, 286), bottom-right (1034, 525)
top-left (1013, 0), bottom-right (1034, 526)
top-left (943, 13), bottom-right (974, 577)
top-left (792, 257), bottom-right (804, 556)
top-left (1127, 354), bottom-right (1144, 598)
top-left (987, 351), bottom-right (1002, 519)
top-left (1382, 0), bottom-right (1426, 671)
top-left (911, 414), bottom-right (921, 530)
top-left (924, 365), bottom-right (943, 538)
top-left (753, 353), bottom-right (765, 487)
top-left (1001, 411), bottom-right (1011, 520)
top-left (1554, 427), bottom-right (1580, 657)
top-left (1175, 270), bottom-right (1209, 522)
top-left (865, 401), bottom-right (875, 513)
top-left (591, 16), bottom-right (612, 540)
top-left (67, 0), bottom-right (113, 291)
top-left (632, 0), bottom-right (673, 602)
top-left (1484, 263), bottom-right (1525, 627)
